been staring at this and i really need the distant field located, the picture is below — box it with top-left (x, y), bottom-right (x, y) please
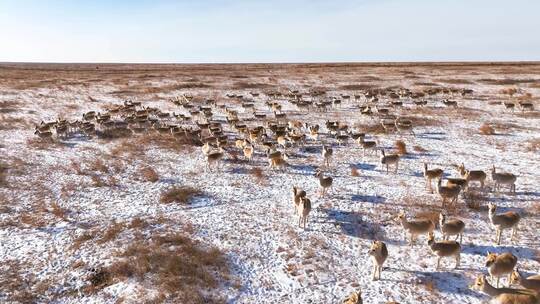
top-left (0, 62), bottom-right (539, 304)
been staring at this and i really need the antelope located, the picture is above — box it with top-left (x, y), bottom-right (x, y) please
top-left (368, 241), bottom-right (388, 281)
top-left (205, 148), bottom-right (224, 172)
top-left (458, 163), bottom-right (486, 190)
top-left (442, 99), bottom-right (458, 108)
top-left (342, 290), bottom-right (363, 304)
top-left (380, 149), bottom-right (399, 174)
top-left (34, 130), bottom-right (53, 140)
top-left (357, 136), bottom-right (377, 156)
top-left (488, 202), bottom-right (520, 245)
top-left (277, 136), bottom-right (289, 149)
top-left (486, 252), bottom-right (518, 288)
top-left (292, 186), bottom-right (306, 214)
top-left (314, 169), bottom-right (333, 197)
top-left (243, 144), bottom-right (254, 162)
top-left (297, 197), bottom-right (311, 229)
top-left (511, 269), bottom-right (540, 292)
top-left (267, 150), bottom-right (288, 171)
top-left (491, 166), bottom-right (517, 193)
top-left (436, 178), bottom-right (461, 208)
top-left (439, 213), bottom-right (465, 243)
top-left (427, 232), bottom-right (460, 270)
top-left (396, 211), bottom-right (435, 246)
top-left (308, 125), bottom-right (319, 141)
top-left (446, 177), bottom-right (468, 189)
top-left (423, 163), bottom-right (443, 193)
top-left (470, 275), bottom-right (540, 304)
top-left (322, 145), bottom-right (333, 167)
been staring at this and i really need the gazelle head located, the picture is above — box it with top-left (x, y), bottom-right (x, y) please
top-left (485, 251), bottom-right (498, 267)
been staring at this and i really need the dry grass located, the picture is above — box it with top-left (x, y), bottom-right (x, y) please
top-left (0, 162), bottom-right (7, 187)
top-left (527, 138), bottom-right (540, 152)
top-left (160, 186), bottom-right (203, 204)
top-left (479, 123), bottom-right (495, 135)
top-left (250, 167), bottom-right (267, 185)
top-left (413, 145), bottom-right (428, 153)
top-left (350, 166), bottom-right (360, 177)
top-left (395, 140), bottom-right (407, 155)
top-left (464, 190), bottom-right (488, 212)
top-left (98, 221), bottom-right (127, 244)
top-left (90, 233), bottom-right (231, 303)
top-left (139, 166), bottom-right (160, 182)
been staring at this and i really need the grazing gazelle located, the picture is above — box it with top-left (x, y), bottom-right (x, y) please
top-left (488, 202), bottom-right (521, 245)
top-left (423, 163), bottom-right (443, 193)
top-left (427, 232), bottom-right (461, 270)
top-left (439, 213), bottom-right (465, 243)
top-left (397, 211), bottom-right (435, 246)
top-left (485, 252), bottom-right (518, 288)
top-left (205, 148), bottom-right (224, 172)
top-left (380, 149), bottom-right (399, 174)
top-left (458, 163), bottom-right (487, 190)
top-left (368, 241), bottom-right (388, 281)
top-left (491, 165), bottom-right (517, 193)
top-left (357, 136), bottom-right (377, 156)
top-left (470, 275), bottom-right (539, 304)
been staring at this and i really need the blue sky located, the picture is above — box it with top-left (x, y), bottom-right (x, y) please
top-left (1, 0), bottom-right (539, 63)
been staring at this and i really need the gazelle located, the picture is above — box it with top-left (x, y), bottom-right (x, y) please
top-left (397, 211), bottom-right (435, 246)
top-left (368, 241), bottom-right (388, 281)
top-left (458, 163), bottom-right (487, 190)
top-left (436, 178), bottom-right (461, 208)
top-left (470, 275), bottom-right (539, 304)
top-left (342, 290), bottom-right (363, 304)
top-left (243, 144), bottom-right (254, 162)
top-left (357, 136), bottom-right (377, 156)
top-left (511, 269), bottom-right (540, 292)
top-left (439, 213), bottom-right (465, 243)
top-left (491, 165), bottom-right (517, 193)
top-left (292, 186), bottom-right (306, 214)
top-left (423, 163), bottom-right (443, 193)
top-left (267, 150), bottom-right (288, 171)
top-left (314, 169), bottom-right (333, 197)
top-left (322, 145), bottom-right (333, 167)
top-left (205, 148), bottom-right (224, 172)
top-left (486, 252), bottom-right (518, 288)
top-left (380, 149), bottom-right (399, 174)
top-left (488, 202), bottom-right (520, 245)
top-left (427, 232), bottom-right (461, 270)
top-left (297, 197), bottom-right (311, 229)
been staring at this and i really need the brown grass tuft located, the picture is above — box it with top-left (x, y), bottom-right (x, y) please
top-left (479, 123), bottom-right (495, 135)
top-left (90, 232), bottom-right (231, 303)
top-left (413, 145), bottom-right (428, 153)
top-left (395, 140), bottom-right (407, 155)
top-left (250, 167), bottom-right (267, 184)
top-left (139, 166), bottom-right (159, 182)
top-left (350, 166), bottom-right (360, 177)
top-left (160, 186), bottom-right (203, 204)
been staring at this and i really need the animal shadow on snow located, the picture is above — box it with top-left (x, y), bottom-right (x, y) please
top-left (462, 244), bottom-right (539, 260)
top-left (351, 194), bottom-right (386, 205)
top-left (316, 208), bottom-right (387, 241)
top-left (412, 270), bottom-right (482, 298)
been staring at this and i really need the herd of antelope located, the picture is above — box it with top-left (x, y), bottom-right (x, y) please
top-left (33, 85), bottom-right (537, 303)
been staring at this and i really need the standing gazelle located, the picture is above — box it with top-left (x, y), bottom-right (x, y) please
top-left (458, 163), bottom-right (486, 190)
top-left (297, 197), bottom-right (311, 229)
top-left (488, 202), bottom-right (521, 245)
top-left (380, 149), bottom-right (400, 174)
top-left (368, 241), bottom-right (388, 281)
top-left (423, 163), bottom-right (443, 193)
top-left (322, 145), bottom-right (333, 167)
top-left (491, 165), bottom-right (517, 193)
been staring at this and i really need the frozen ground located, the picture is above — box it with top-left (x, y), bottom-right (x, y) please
top-left (0, 63), bottom-right (539, 303)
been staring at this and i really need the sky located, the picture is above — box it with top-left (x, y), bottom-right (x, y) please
top-left (1, 0), bottom-right (539, 63)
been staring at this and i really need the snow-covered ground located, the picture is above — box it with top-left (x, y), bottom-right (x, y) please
top-left (0, 63), bottom-right (539, 303)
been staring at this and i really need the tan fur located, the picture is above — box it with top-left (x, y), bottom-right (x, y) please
top-left (342, 290), bottom-right (363, 304)
top-left (470, 275), bottom-right (539, 304)
top-left (485, 252), bottom-right (518, 288)
top-left (322, 145), bottom-right (333, 167)
top-left (436, 178), bottom-right (461, 208)
top-left (511, 269), bottom-right (540, 292)
top-left (297, 197), bottom-right (311, 229)
top-left (439, 213), bottom-right (465, 243)
top-left (368, 241), bottom-right (388, 281)
top-left (492, 166), bottom-right (517, 193)
top-left (397, 211), bottom-right (435, 246)
top-left (380, 149), bottom-right (399, 174)
top-left (315, 169), bottom-right (333, 197)
top-left (488, 203), bottom-right (521, 245)
top-left (427, 232), bottom-right (460, 270)
top-left (459, 163), bottom-right (487, 189)
top-left (423, 163), bottom-right (443, 193)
